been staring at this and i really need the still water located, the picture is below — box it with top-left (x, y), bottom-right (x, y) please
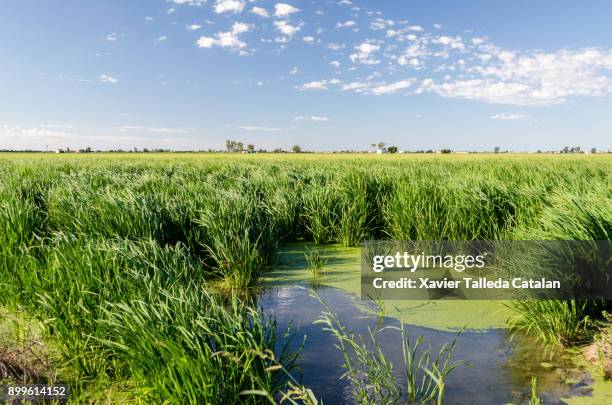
top-left (260, 285), bottom-right (593, 405)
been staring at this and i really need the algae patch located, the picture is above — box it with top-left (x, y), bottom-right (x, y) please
top-left (264, 242), bottom-right (512, 331)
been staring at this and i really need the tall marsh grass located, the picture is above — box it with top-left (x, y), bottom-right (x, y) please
top-left (0, 153), bottom-right (609, 400)
top-left (509, 189), bottom-right (611, 347)
top-left (315, 295), bottom-right (463, 404)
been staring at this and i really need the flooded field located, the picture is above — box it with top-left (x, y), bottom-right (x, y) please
top-left (262, 243), bottom-right (611, 404)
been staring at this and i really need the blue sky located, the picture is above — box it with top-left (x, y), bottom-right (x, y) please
top-left (1, 0), bottom-right (612, 151)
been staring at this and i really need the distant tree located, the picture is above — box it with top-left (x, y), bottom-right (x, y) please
top-left (440, 149), bottom-right (452, 154)
top-left (494, 146), bottom-right (500, 153)
top-left (387, 145), bottom-right (398, 154)
top-left (591, 147), bottom-right (597, 154)
top-left (85, 147), bottom-right (92, 153)
top-left (225, 140), bottom-right (245, 152)
top-left (376, 142), bottom-right (387, 150)
top-left (562, 146), bottom-right (569, 154)
top-left (273, 148), bottom-right (283, 153)
top-left (292, 145), bottom-right (302, 153)
top-left (247, 144), bottom-right (255, 153)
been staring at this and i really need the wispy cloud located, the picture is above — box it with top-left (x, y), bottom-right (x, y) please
top-left (187, 24), bottom-right (202, 31)
top-left (0, 124), bottom-right (196, 150)
top-left (168, 0), bottom-right (207, 5)
top-left (99, 74), bottom-right (118, 84)
top-left (236, 125), bottom-right (294, 132)
top-left (297, 79), bottom-right (339, 91)
top-left (117, 126), bottom-right (191, 133)
top-left (336, 20), bottom-right (356, 29)
top-left (294, 116), bottom-right (330, 122)
top-left (105, 33), bottom-right (123, 42)
top-left (490, 113), bottom-right (531, 120)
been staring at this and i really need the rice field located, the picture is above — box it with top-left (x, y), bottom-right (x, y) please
top-left (0, 153), bottom-right (610, 403)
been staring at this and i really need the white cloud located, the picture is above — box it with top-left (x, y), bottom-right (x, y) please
top-left (426, 48), bottom-right (612, 106)
top-left (99, 74), bottom-right (118, 84)
top-left (237, 125), bottom-right (292, 132)
top-left (37, 123), bottom-right (74, 129)
top-left (370, 18), bottom-right (394, 31)
top-left (303, 36), bottom-right (315, 43)
top-left (251, 6), bottom-right (269, 17)
top-left (168, 0), bottom-right (207, 5)
top-left (274, 3), bottom-right (300, 17)
top-left (350, 41), bottom-right (381, 65)
top-left (326, 43), bottom-right (345, 51)
top-left (297, 79), bottom-right (341, 91)
top-left (118, 126), bottom-right (191, 133)
top-left (336, 20), bottom-right (356, 28)
top-left (106, 33), bottom-right (123, 42)
top-left (196, 37), bottom-right (217, 48)
top-left (341, 82), bottom-right (368, 92)
top-left (231, 22), bottom-right (249, 34)
top-left (294, 115), bottom-right (330, 122)
top-left (274, 20), bottom-right (300, 36)
top-left (472, 37), bottom-right (486, 45)
top-left (289, 67), bottom-right (299, 75)
top-left (214, 0), bottom-right (245, 14)
top-left (490, 113), bottom-right (531, 120)
top-left (196, 22), bottom-right (250, 50)
top-left (398, 56), bottom-right (421, 68)
top-left (0, 124), bottom-right (198, 151)
top-left (337, 79), bottom-right (416, 95)
top-left (157, 36), bottom-right (167, 42)
top-left (369, 80), bottom-right (413, 95)
top-left (298, 80), bottom-right (329, 90)
top-left (0, 125), bottom-right (73, 142)
top-left (187, 24), bottom-right (202, 31)
top-left (394, 41), bottom-right (430, 67)
top-left (432, 36), bottom-right (465, 51)
top-left (329, 60), bottom-right (341, 68)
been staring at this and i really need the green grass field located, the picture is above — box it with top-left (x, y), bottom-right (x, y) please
top-left (0, 153), bottom-right (610, 403)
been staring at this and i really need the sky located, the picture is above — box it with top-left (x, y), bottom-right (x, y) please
top-left (1, 0), bottom-right (612, 151)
